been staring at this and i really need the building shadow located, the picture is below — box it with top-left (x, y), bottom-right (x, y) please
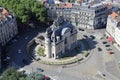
top-left (85, 36), bottom-right (98, 50)
top-left (60, 36), bottom-right (98, 58)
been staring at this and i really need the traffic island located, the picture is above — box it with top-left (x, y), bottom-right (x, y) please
top-left (35, 39), bottom-right (92, 65)
top-left (39, 51), bottom-right (92, 65)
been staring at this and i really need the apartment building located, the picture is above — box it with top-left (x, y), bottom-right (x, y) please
top-left (106, 12), bottom-right (120, 46)
top-left (71, 3), bottom-right (107, 29)
top-left (46, 1), bottom-right (108, 29)
top-left (0, 7), bottom-right (18, 46)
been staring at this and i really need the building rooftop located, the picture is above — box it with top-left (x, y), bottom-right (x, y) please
top-left (57, 3), bottom-right (72, 8)
top-left (91, 3), bottom-right (102, 8)
top-left (109, 12), bottom-right (120, 28)
top-left (65, 3), bottom-right (72, 8)
top-left (46, 16), bottom-right (76, 43)
top-left (109, 12), bottom-right (119, 19)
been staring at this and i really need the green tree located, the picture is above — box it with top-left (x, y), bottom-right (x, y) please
top-left (70, 0), bottom-right (75, 3)
top-left (0, 68), bottom-right (26, 80)
top-left (20, 77), bottom-right (26, 80)
top-left (0, 0), bottom-right (47, 24)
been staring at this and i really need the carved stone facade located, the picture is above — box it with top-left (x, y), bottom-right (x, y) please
top-left (45, 17), bottom-right (77, 59)
top-left (44, 17), bottom-right (77, 59)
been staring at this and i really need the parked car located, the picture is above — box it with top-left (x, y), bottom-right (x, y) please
top-left (37, 68), bottom-right (44, 72)
top-left (109, 51), bottom-right (114, 54)
top-left (106, 48), bottom-right (112, 51)
top-left (102, 41), bottom-right (107, 44)
top-left (83, 35), bottom-right (87, 38)
top-left (105, 45), bottom-right (110, 47)
top-left (90, 35), bottom-right (95, 39)
top-left (18, 68), bottom-right (26, 74)
top-left (100, 37), bottom-right (104, 40)
top-left (44, 76), bottom-right (50, 80)
top-left (79, 28), bottom-right (84, 31)
top-left (98, 47), bottom-right (102, 51)
top-left (102, 74), bottom-right (106, 76)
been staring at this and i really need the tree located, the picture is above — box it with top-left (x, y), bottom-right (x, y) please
top-left (0, 68), bottom-right (26, 80)
top-left (26, 72), bottom-right (45, 80)
top-left (70, 0), bottom-right (75, 3)
top-left (0, 0), bottom-right (47, 24)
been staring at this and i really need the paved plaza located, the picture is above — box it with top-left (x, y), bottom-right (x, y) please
top-left (6, 28), bottom-right (120, 80)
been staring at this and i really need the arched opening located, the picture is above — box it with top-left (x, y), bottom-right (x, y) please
top-left (64, 37), bottom-right (67, 44)
top-left (38, 35), bottom-right (45, 41)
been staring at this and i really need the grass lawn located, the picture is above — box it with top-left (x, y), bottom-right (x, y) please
top-left (82, 51), bottom-right (88, 56)
top-left (37, 47), bottom-right (45, 56)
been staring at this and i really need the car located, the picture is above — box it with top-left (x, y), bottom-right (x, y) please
top-left (37, 68), bottom-right (44, 72)
top-left (105, 45), bottom-right (110, 47)
top-left (98, 47), bottom-right (102, 51)
top-left (44, 76), bottom-right (50, 80)
top-left (106, 48), bottom-right (112, 51)
top-left (79, 28), bottom-right (84, 31)
top-left (102, 41), bottom-right (107, 44)
top-left (18, 68), bottom-right (26, 74)
top-left (100, 37), bottom-right (104, 40)
top-left (83, 35), bottom-right (88, 38)
top-left (109, 51), bottom-right (114, 54)
top-left (62, 65), bottom-right (66, 68)
top-left (90, 35), bottom-right (95, 39)
top-left (102, 74), bottom-right (106, 76)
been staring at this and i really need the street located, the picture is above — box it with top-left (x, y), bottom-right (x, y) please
top-left (6, 28), bottom-right (120, 80)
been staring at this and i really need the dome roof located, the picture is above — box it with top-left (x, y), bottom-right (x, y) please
top-left (61, 27), bottom-right (71, 36)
